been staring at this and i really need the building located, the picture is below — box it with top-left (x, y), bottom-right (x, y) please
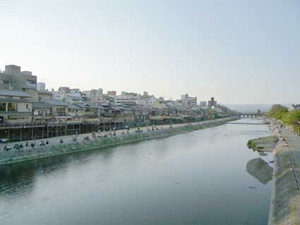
top-left (58, 87), bottom-right (70, 94)
top-left (208, 97), bottom-right (217, 109)
top-left (0, 90), bottom-right (33, 124)
top-left (32, 99), bottom-right (71, 122)
top-left (37, 82), bottom-right (46, 91)
top-left (0, 65), bottom-right (37, 92)
top-left (107, 91), bottom-right (117, 96)
top-left (292, 104), bottom-right (300, 110)
top-left (181, 94), bottom-right (197, 107)
top-left (199, 101), bottom-right (207, 107)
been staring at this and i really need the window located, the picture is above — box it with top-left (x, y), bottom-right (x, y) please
top-left (26, 104), bottom-right (29, 109)
top-left (26, 80), bottom-right (37, 88)
top-left (8, 103), bottom-right (17, 111)
top-left (0, 103), bottom-right (6, 111)
top-left (56, 107), bottom-right (66, 116)
top-left (1, 80), bottom-right (9, 85)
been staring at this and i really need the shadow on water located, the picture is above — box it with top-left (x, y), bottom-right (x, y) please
top-left (0, 147), bottom-right (115, 198)
top-left (246, 157), bottom-right (273, 185)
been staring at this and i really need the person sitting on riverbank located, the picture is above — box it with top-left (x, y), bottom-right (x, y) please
top-left (31, 142), bottom-right (35, 148)
top-left (26, 141), bottom-right (29, 147)
top-left (60, 139), bottom-right (64, 144)
top-left (4, 145), bottom-right (11, 151)
top-left (72, 137), bottom-right (77, 142)
top-left (40, 141), bottom-right (45, 146)
top-left (45, 140), bottom-right (49, 145)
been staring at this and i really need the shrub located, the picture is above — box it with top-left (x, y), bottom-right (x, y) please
top-left (281, 110), bottom-right (300, 125)
top-left (267, 105), bottom-right (288, 120)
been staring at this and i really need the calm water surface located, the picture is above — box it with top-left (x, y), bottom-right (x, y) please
top-left (0, 119), bottom-right (273, 225)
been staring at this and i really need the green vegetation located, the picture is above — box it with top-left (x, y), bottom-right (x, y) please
top-left (267, 104), bottom-right (288, 120)
top-left (267, 105), bottom-right (300, 135)
top-left (247, 136), bottom-right (279, 151)
top-left (247, 140), bottom-right (256, 149)
top-left (281, 110), bottom-right (300, 125)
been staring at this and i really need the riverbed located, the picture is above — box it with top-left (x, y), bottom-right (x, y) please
top-left (0, 118), bottom-right (273, 225)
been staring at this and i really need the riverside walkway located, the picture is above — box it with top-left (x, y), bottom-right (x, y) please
top-left (269, 122), bottom-right (300, 225)
top-left (0, 118), bottom-right (235, 165)
top-left (1, 120), bottom-right (213, 150)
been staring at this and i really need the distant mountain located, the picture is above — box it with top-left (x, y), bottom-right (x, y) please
top-left (223, 104), bottom-right (272, 113)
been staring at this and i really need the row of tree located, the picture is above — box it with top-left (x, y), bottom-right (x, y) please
top-left (267, 104), bottom-right (300, 135)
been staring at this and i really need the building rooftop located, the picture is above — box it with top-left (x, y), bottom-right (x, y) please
top-left (68, 104), bottom-right (82, 110)
top-left (38, 90), bottom-right (53, 95)
top-left (0, 98), bottom-right (31, 103)
top-left (0, 90), bottom-right (30, 98)
top-left (43, 99), bottom-right (69, 106)
top-left (33, 102), bottom-right (52, 109)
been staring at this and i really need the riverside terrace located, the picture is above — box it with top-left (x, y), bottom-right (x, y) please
top-left (0, 110), bottom-right (231, 143)
top-left (0, 117), bottom-right (236, 165)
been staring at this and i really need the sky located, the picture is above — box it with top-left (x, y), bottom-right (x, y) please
top-left (0, 0), bottom-right (299, 104)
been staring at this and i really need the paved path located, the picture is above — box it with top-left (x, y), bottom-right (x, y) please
top-left (0, 119), bottom-right (226, 154)
top-left (269, 120), bottom-right (300, 225)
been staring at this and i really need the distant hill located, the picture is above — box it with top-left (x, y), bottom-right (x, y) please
top-left (224, 104), bottom-right (272, 113)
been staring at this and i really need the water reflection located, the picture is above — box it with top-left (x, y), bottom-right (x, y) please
top-left (246, 158), bottom-right (273, 184)
top-left (0, 119), bottom-right (272, 225)
top-left (0, 148), bottom-right (114, 199)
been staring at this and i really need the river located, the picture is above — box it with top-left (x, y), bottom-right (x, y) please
top-left (0, 118), bottom-right (273, 225)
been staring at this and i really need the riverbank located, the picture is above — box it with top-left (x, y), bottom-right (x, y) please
top-left (268, 119), bottom-right (300, 225)
top-left (0, 117), bottom-right (237, 166)
top-left (247, 136), bottom-right (279, 152)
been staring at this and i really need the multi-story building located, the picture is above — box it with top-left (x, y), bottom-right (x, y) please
top-left (199, 101), bottom-right (208, 108)
top-left (0, 65), bottom-right (37, 92)
top-left (107, 91), bottom-right (117, 96)
top-left (181, 94), bottom-right (197, 107)
top-left (0, 90), bottom-right (33, 124)
top-left (37, 82), bottom-right (46, 91)
top-left (208, 97), bottom-right (217, 109)
top-left (58, 87), bottom-right (70, 94)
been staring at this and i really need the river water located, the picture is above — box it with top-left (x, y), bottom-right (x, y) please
top-left (0, 118), bottom-right (273, 225)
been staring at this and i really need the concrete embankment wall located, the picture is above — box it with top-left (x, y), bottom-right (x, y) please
top-left (0, 118), bottom-right (236, 166)
top-left (268, 124), bottom-right (300, 225)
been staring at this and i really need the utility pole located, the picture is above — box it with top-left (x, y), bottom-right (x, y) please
top-left (98, 106), bottom-right (101, 132)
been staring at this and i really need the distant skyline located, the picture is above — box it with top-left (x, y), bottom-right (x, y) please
top-left (0, 0), bottom-right (299, 104)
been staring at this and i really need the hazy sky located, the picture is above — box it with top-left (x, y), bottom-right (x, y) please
top-left (0, 0), bottom-right (299, 104)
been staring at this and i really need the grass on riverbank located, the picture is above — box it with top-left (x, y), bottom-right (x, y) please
top-left (247, 136), bottom-right (279, 152)
top-left (0, 118), bottom-right (237, 166)
top-left (267, 105), bottom-right (300, 135)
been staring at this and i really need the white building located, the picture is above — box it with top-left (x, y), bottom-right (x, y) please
top-left (37, 82), bottom-right (46, 91)
top-left (181, 94), bottom-right (197, 107)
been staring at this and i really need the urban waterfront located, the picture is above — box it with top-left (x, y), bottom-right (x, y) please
top-left (0, 118), bottom-right (272, 225)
